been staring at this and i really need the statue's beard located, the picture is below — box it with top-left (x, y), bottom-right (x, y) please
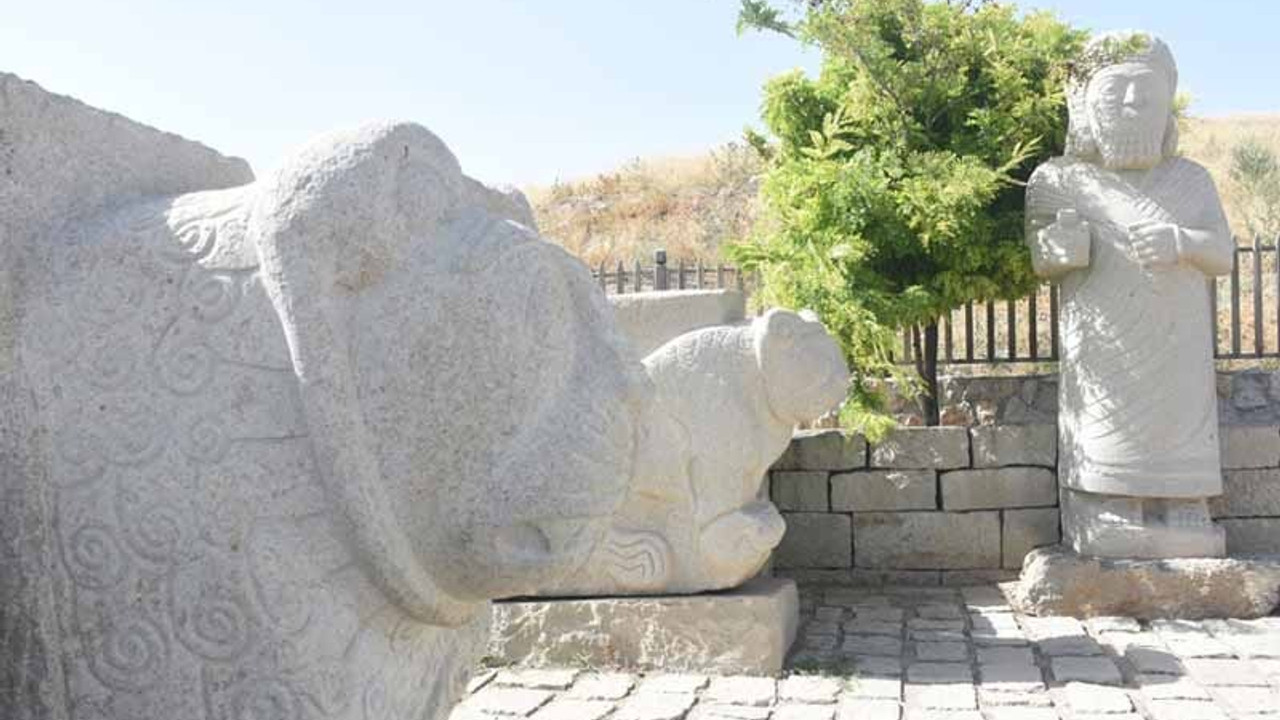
top-left (1095, 124), bottom-right (1165, 170)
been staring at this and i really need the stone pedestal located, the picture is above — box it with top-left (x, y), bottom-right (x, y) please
top-left (488, 578), bottom-right (799, 674)
top-left (1012, 545), bottom-right (1280, 619)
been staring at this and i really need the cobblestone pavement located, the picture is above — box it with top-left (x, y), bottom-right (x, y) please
top-left (452, 585), bottom-right (1280, 720)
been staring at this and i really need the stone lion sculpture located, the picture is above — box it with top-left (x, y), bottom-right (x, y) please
top-left (2, 74), bottom-right (644, 720)
top-left (546, 309), bottom-right (850, 596)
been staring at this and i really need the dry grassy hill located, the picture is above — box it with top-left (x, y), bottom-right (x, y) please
top-left (526, 115), bottom-right (1280, 266)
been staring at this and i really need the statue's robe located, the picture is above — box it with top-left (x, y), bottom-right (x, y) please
top-left (1027, 157), bottom-right (1233, 498)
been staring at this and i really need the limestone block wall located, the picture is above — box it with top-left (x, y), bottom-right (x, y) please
top-left (768, 426), bottom-right (1059, 586)
top-left (769, 423), bottom-right (1280, 584)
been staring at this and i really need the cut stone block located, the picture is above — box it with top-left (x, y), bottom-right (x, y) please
top-left (490, 578), bottom-right (798, 673)
top-left (970, 425), bottom-right (1057, 468)
top-left (463, 687), bottom-right (556, 716)
top-left (1050, 657), bottom-right (1123, 685)
top-left (941, 468), bottom-right (1057, 510)
top-left (777, 513), bottom-right (853, 569)
top-left (1013, 546), bottom-right (1280, 619)
top-left (609, 289), bottom-right (745, 358)
top-left (870, 428), bottom-right (970, 470)
top-left (1002, 509), bottom-right (1061, 570)
top-left (567, 674), bottom-right (637, 701)
top-left (704, 676), bottom-right (777, 707)
top-left (1220, 517), bottom-right (1280, 554)
top-left (773, 471), bottom-right (831, 511)
top-left (854, 512), bottom-right (1000, 569)
top-left (530, 700), bottom-right (617, 720)
top-left (1211, 468), bottom-right (1280, 517)
top-left (1219, 425), bottom-right (1280, 469)
top-left (781, 429), bottom-right (868, 471)
top-left (831, 470), bottom-right (937, 512)
top-left (614, 693), bottom-right (698, 720)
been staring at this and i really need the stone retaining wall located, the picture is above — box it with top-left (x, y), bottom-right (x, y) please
top-left (768, 423), bottom-right (1280, 585)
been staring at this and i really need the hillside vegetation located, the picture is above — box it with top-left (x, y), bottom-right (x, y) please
top-left (526, 115), bottom-right (1280, 266)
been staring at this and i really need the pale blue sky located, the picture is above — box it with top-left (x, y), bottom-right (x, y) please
top-left (3, 1), bottom-right (1276, 186)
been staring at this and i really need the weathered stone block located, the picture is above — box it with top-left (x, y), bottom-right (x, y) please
top-left (776, 513), bottom-right (852, 569)
top-left (941, 468), bottom-right (1057, 510)
top-left (1210, 468), bottom-right (1280, 518)
top-left (1002, 508), bottom-right (1061, 570)
top-left (489, 578), bottom-right (799, 674)
top-left (853, 511), bottom-right (1000, 569)
top-left (1220, 426), bottom-right (1280, 469)
top-left (782, 429), bottom-right (868, 471)
top-left (970, 424), bottom-right (1057, 468)
top-left (772, 471), bottom-right (830, 511)
top-left (1221, 518), bottom-right (1280, 555)
top-left (870, 427), bottom-right (970, 469)
top-left (830, 470), bottom-right (936, 511)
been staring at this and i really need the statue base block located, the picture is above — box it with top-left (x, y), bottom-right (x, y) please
top-left (1011, 545), bottom-right (1280, 619)
top-left (488, 578), bottom-right (799, 674)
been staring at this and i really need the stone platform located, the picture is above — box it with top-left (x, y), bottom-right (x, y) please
top-left (488, 578), bottom-right (799, 674)
top-left (1013, 545), bottom-right (1280, 619)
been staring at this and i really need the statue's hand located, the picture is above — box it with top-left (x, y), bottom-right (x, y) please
top-left (1128, 220), bottom-right (1180, 268)
top-left (1033, 208), bottom-right (1091, 275)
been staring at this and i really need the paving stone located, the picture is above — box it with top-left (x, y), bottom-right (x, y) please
top-left (972, 615), bottom-right (1031, 647)
top-left (901, 711), bottom-right (983, 720)
top-left (977, 687), bottom-right (1053, 707)
top-left (704, 677), bottom-right (778, 707)
top-left (1124, 645), bottom-right (1184, 675)
top-left (836, 699), bottom-right (901, 720)
top-left (779, 676), bottom-right (842, 704)
top-left (916, 604), bottom-right (966, 620)
top-left (773, 471), bottom-right (831, 511)
top-left (846, 619), bottom-right (905, 636)
top-left (977, 647), bottom-right (1035, 666)
top-left (831, 470), bottom-right (937, 511)
top-left (802, 635), bottom-right (840, 652)
top-left (496, 669), bottom-right (581, 690)
top-left (854, 657), bottom-right (905, 677)
top-left (857, 607), bottom-right (907, 622)
top-left (1144, 700), bottom-right (1229, 720)
top-left (1138, 676), bottom-right (1212, 701)
top-left (1207, 685), bottom-right (1280, 715)
top-left (530, 700), bottom-right (616, 720)
top-left (910, 630), bottom-right (968, 643)
top-left (1050, 656), bottom-right (1123, 685)
top-left (1036, 635), bottom-right (1104, 657)
top-left (981, 709), bottom-right (1060, 720)
top-left (978, 664), bottom-right (1044, 689)
top-left (468, 669), bottom-right (499, 694)
top-left (688, 705), bottom-right (772, 720)
top-left (567, 673), bottom-right (637, 701)
top-left (844, 677), bottom-right (903, 700)
top-left (844, 636), bottom-right (905, 657)
top-left (773, 704), bottom-right (837, 720)
top-left (914, 642), bottom-right (969, 662)
top-left (615, 693), bottom-right (698, 720)
top-left (1084, 617), bottom-right (1142, 635)
top-left (908, 618), bottom-right (966, 631)
top-left (1059, 682), bottom-right (1132, 714)
top-left (961, 586), bottom-right (1010, 610)
top-left (638, 674), bottom-right (710, 695)
top-left (1162, 636), bottom-right (1237, 658)
top-left (905, 683), bottom-right (978, 711)
top-left (1182, 658), bottom-right (1273, 687)
top-left (464, 687), bottom-right (556, 716)
top-left (907, 663), bottom-right (974, 684)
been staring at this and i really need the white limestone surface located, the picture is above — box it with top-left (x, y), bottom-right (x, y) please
top-left (543, 309), bottom-right (849, 596)
top-left (1025, 33), bottom-right (1232, 558)
top-left (608, 289), bottom-right (746, 358)
top-left (2, 75), bottom-right (647, 720)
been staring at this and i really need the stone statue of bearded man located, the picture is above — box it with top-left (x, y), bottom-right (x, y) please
top-left (1026, 33), bottom-right (1233, 559)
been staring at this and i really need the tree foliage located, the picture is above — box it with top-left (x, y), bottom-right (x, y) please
top-left (1229, 137), bottom-right (1280, 240)
top-left (731, 0), bottom-right (1086, 433)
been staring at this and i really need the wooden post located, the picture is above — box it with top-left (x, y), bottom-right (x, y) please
top-left (964, 302), bottom-right (974, 362)
top-left (1028, 288), bottom-right (1039, 360)
top-left (615, 260), bottom-right (625, 295)
top-left (1254, 235), bottom-right (1265, 356)
top-left (986, 301), bottom-right (996, 361)
top-left (717, 263), bottom-right (726, 288)
top-left (1006, 298), bottom-right (1016, 360)
top-left (634, 259), bottom-right (643, 292)
top-left (1231, 245), bottom-right (1242, 357)
top-left (677, 259), bottom-right (686, 290)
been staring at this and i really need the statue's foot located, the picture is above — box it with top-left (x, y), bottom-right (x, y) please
top-left (1062, 490), bottom-right (1225, 559)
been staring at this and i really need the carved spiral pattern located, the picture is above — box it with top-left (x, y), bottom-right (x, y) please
top-left (182, 415), bottom-right (231, 464)
top-left (87, 614), bottom-right (167, 691)
top-left (66, 524), bottom-right (127, 589)
top-left (101, 398), bottom-right (164, 466)
top-left (85, 341), bottom-right (136, 390)
top-left (235, 679), bottom-right (301, 720)
top-left (175, 594), bottom-right (252, 661)
top-left (54, 426), bottom-right (106, 486)
top-left (76, 275), bottom-right (143, 327)
top-left (158, 223), bottom-right (218, 264)
top-left (155, 330), bottom-right (215, 396)
top-left (186, 271), bottom-right (241, 324)
top-left (117, 487), bottom-right (188, 565)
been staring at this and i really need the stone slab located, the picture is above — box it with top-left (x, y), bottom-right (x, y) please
top-left (773, 471), bottom-right (832, 511)
top-left (831, 470), bottom-right (937, 512)
top-left (489, 578), bottom-right (799, 674)
top-left (869, 428), bottom-right (970, 470)
top-left (779, 430), bottom-right (868, 471)
top-left (854, 512), bottom-right (1000, 569)
top-left (608, 289), bottom-right (745, 358)
top-left (1001, 508), bottom-right (1061, 571)
top-left (940, 468), bottom-right (1057, 510)
top-left (1220, 518), bottom-right (1280, 555)
top-left (777, 513), bottom-right (853, 569)
top-left (970, 425), bottom-right (1057, 468)
top-left (1211, 468), bottom-right (1280, 518)
top-left (1012, 545), bottom-right (1280, 619)
top-left (1219, 425), bottom-right (1280, 469)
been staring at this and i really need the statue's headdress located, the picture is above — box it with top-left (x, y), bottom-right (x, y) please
top-left (1065, 32), bottom-right (1179, 161)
